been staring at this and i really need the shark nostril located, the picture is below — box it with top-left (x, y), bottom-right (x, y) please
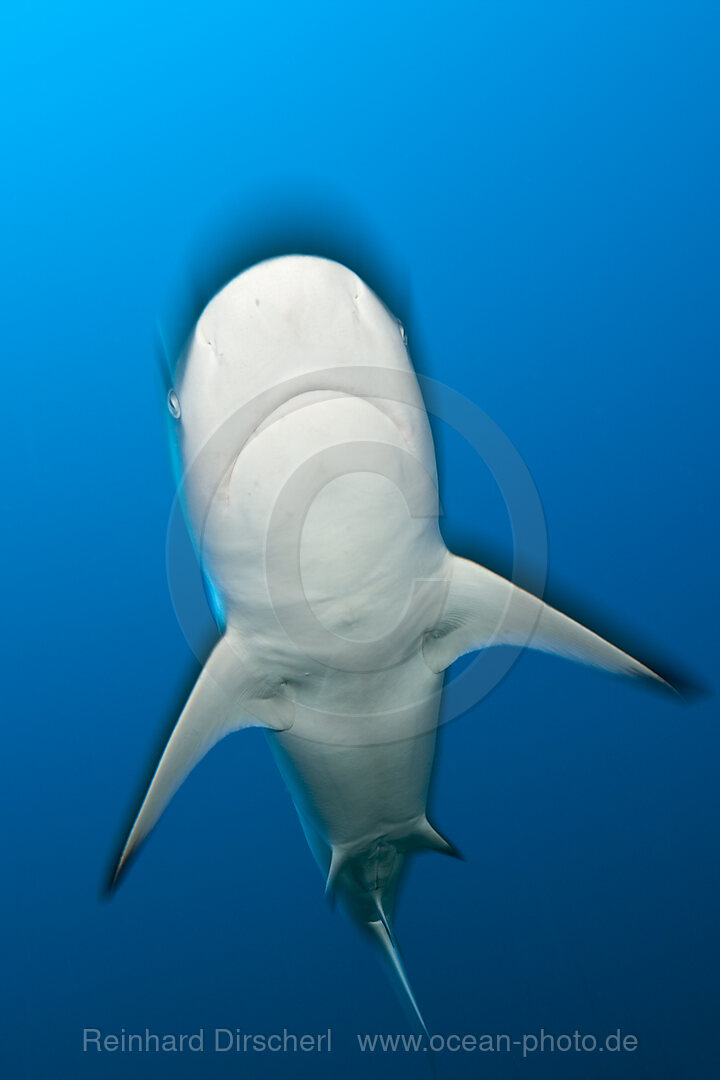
top-left (167, 389), bottom-right (181, 419)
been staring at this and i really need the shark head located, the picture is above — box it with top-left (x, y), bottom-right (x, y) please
top-left (169, 255), bottom-right (409, 465)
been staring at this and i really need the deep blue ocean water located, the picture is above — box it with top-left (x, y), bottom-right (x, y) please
top-left (2, 2), bottom-right (719, 1077)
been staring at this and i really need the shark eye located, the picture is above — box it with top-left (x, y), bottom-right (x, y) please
top-left (167, 389), bottom-right (181, 419)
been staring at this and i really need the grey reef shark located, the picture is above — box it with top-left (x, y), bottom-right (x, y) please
top-left (111, 254), bottom-right (669, 1035)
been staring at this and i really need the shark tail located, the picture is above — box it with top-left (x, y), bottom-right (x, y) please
top-left (367, 918), bottom-right (430, 1043)
top-left (371, 892), bottom-right (395, 940)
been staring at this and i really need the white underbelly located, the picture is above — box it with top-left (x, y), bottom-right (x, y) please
top-left (267, 653), bottom-right (444, 848)
top-left (181, 388), bottom-right (449, 849)
top-left (193, 392), bottom-right (448, 667)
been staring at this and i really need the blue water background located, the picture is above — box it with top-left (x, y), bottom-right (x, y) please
top-left (1, 2), bottom-right (718, 1077)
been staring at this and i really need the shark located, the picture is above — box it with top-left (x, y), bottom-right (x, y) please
top-left (112, 254), bottom-right (665, 1034)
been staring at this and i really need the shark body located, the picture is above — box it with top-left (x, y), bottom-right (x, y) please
top-left (114, 255), bottom-right (663, 1031)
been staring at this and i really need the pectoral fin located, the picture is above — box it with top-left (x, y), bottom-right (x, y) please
top-left (112, 635), bottom-right (293, 886)
top-left (423, 555), bottom-right (667, 684)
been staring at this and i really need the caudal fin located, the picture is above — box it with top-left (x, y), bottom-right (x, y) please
top-left (368, 920), bottom-right (430, 1043)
